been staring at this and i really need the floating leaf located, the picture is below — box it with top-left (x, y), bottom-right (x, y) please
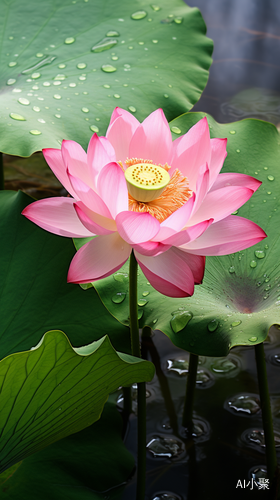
top-left (0, 330), bottom-right (154, 473)
top-left (0, 0), bottom-right (212, 156)
top-left (0, 402), bottom-right (134, 499)
top-left (88, 115), bottom-right (280, 356)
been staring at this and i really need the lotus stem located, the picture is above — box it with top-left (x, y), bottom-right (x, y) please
top-left (182, 352), bottom-right (199, 433)
top-left (141, 325), bottom-right (152, 338)
top-left (0, 152), bottom-right (4, 190)
top-left (254, 342), bottom-right (279, 492)
top-left (129, 250), bottom-right (146, 500)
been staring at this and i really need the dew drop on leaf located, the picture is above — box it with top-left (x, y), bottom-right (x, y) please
top-left (138, 299), bottom-right (148, 307)
top-left (231, 320), bottom-right (241, 327)
top-left (170, 126), bottom-right (181, 134)
top-left (77, 62), bottom-right (87, 69)
top-left (7, 78), bottom-right (16, 85)
top-left (150, 4), bottom-right (161, 11)
top-left (250, 260), bottom-right (257, 268)
top-left (128, 106), bottom-right (136, 113)
top-left (29, 129), bottom-right (41, 135)
top-left (228, 266), bottom-right (235, 273)
top-left (31, 72), bottom-right (41, 79)
top-left (174, 16), bottom-right (183, 24)
top-left (9, 112), bottom-right (26, 121)
top-left (8, 61), bottom-right (17, 67)
top-left (248, 336), bottom-right (258, 342)
top-left (255, 250), bottom-right (265, 259)
top-left (236, 149), bottom-right (241, 153)
top-left (131, 10), bottom-right (147, 20)
top-left (64, 37), bottom-right (75, 44)
top-left (101, 64), bottom-right (117, 73)
top-left (170, 311), bottom-right (193, 333)
top-left (81, 107), bottom-right (89, 113)
top-left (90, 125), bottom-right (99, 132)
top-left (92, 37), bottom-right (118, 52)
top-left (53, 94), bottom-right (62, 99)
top-left (113, 272), bottom-right (129, 283)
top-left (207, 319), bottom-right (219, 332)
top-left (43, 81), bottom-right (51, 86)
top-left (106, 30), bottom-right (120, 37)
top-left (18, 97), bottom-right (30, 105)
top-left (229, 130), bottom-right (236, 135)
top-left (111, 292), bottom-right (126, 304)
top-left (267, 175), bottom-right (275, 181)
top-left (142, 291), bottom-right (150, 297)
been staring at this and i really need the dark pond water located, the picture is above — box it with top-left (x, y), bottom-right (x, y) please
top-left (120, 1), bottom-right (280, 499)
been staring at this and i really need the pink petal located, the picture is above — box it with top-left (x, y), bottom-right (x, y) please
top-left (87, 134), bottom-right (116, 187)
top-left (154, 194), bottom-right (196, 241)
top-left (22, 198), bottom-right (93, 238)
top-left (189, 185), bottom-right (254, 225)
top-left (208, 138), bottom-right (227, 188)
top-left (67, 232), bottom-right (131, 283)
top-left (191, 164), bottom-right (210, 215)
top-left (61, 140), bottom-right (92, 188)
top-left (209, 172), bottom-right (262, 192)
top-left (116, 211), bottom-right (160, 245)
top-left (42, 148), bottom-right (76, 197)
top-left (68, 171), bottom-right (112, 218)
top-left (75, 201), bottom-right (117, 232)
top-left (97, 162), bottom-right (128, 218)
top-left (129, 109), bottom-right (173, 165)
top-left (162, 219), bottom-right (213, 246)
top-left (135, 248), bottom-right (198, 297)
top-left (181, 215), bottom-right (267, 255)
top-left (74, 204), bottom-right (114, 235)
top-left (106, 107), bottom-right (140, 165)
top-left (170, 117), bottom-right (211, 190)
top-left (133, 241), bottom-right (171, 257)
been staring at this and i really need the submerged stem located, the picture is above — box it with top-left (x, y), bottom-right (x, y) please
top-left (255, 343), bottom-right (279, 491)
top-left (0, 152), bottom-right (4, 190)
top-left (129, 251), bottom-right (146, 500)
top-left (182, 352), bottom-right (199, 433)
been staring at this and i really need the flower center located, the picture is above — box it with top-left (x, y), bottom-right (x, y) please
top-left (125, 163), bottom-right (170, 202)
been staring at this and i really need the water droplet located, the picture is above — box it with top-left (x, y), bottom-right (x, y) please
top-left (43, 81), bottom-right (51, 86)
top-left (147, 436), bottom-right (184, 458)
top-left (76, 62), bottom-right (87, 69)
top-left (248, 336), bottom-right (258, 342)
top-left (142, 291), bottom-right (150, 297)
top-left (106, 30), bottom-right (120, 37)
top-left (18, 97), bottom-right (30, 105)
top-left (227, 395), bottom-right (261, 414)
top-left (131, 10), bottom-right (147, 20)
top-left (31, 72), bottom-right (41, 79)
top-left (58, 63), bottom-right (66, 69)
top-left (207, 319), bottom-right (219, 332)
top-left (196, 369), bottom-right (211, 385)
top-left (113, 272), bottom-right (129, 283)
top-left (55, 114), bottom-right (61, 118)
top-left (163, 93), bottom-right (169, 98)
top-left (152, 318), bottom-right (158, 324)
top-left (69, 82), bottom-right (76, 88)
top-left (255, 250), bottom-right (265, 259)
top-left (81, 107), bottom-right (89, 113)
top-left (228, 266), bottom-right (235, 274)
top-left (229, 130), bottom-right (236, 134)
top-left (90, 125), bottom-right (99, 133)
top-left (111, 292), bottom-right (126, 304)
top-left (92, 37), bottom-right (118, 53)
top-left (174, 17), bottom-right (183, 24)
top-left (37, 118), bottom-right (45, 124)
top-left (7, 78), bottom-right (16, 85)
top-left (22, 55), bottom-right (56, 74)
top-left (170, 126), bottom-right (181, 134)
top-left (36, 52), bottom-right (43, 57)
top-left (250, 467), bottom-right (268, 482)
top-left (231, 320), bottom-right (241, 327)
top-left (29, 129), bottom-right (42, 135)
top-left (111, 55), bottom-right (119, 61)
top-left (167, 359), bottom-right (188, 375)
top-left (53, 94), bottom-right (62, 99)
top-left (8, 61), bottom-right (17, 67)
top-left (9, 112), bottom-right (26, 121)
top-left (264, 244), bottom-right (269, 250)
top-left (250, 260), bottom-right (257, 268)
top-left (138, 299), bottom-right (148, 307)
top-left (151, 4), bottom-right (161, 11)
top-left (64, 37), bottom-right (75, 44)
top-left (113, 94), bottom-right (121, 99)
top-left (128, 105), bottom-right (136, 113)
top-left (12, 88), bottom-right (22, 93)
top-left (236, 149), bottom-right (240, 153)
top-left (211, 357), bottom-right (238, 374)
top-left (101, 64), bottom-right (117, 73)
top-left (267, 175), bottom-right (275, 181)
top-left (170, 311), bottom-right (192, 333)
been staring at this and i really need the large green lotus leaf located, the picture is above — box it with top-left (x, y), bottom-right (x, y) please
top-left (86, 114), bottom-right (280, 356)
top-left (0, 190), bottom-right (130, 359)
top-left (0, 330), bottom-right (154, 473)
top-left (0, 0), bottom-right (213, 157)
top-left (0, 402), bottom-right (134, 499)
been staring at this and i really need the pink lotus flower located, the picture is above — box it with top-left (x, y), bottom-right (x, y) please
top-left (22, 108), bottom-right (266, 297)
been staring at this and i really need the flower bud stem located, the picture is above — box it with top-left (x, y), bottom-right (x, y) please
top-left (129, 250), bottom-right (146, 500)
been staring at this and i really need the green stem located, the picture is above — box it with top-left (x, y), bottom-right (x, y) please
top-left (0, 152), bottom-right (4, 190)
top-left (182, 352), bottom-right (199, 433)
top-left (141, 325), bottom-right (152, 338)
top-left (129, 251), bottom-right (146, 500)
top-left (255, 343), bottom-right (278, 489)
